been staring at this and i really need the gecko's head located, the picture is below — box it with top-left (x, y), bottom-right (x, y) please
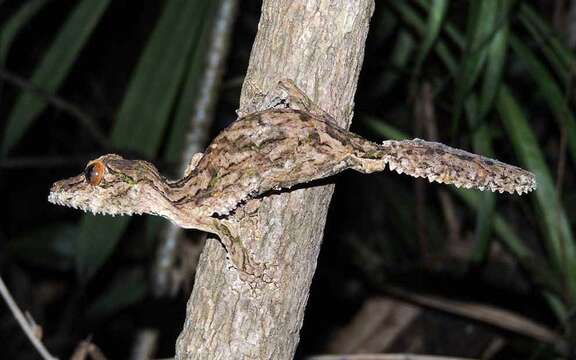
top-left (48, 154), bottom-right (161, 216)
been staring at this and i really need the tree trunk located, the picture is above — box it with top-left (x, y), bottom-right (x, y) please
top-left (175, 1), bottom-right (374, 359)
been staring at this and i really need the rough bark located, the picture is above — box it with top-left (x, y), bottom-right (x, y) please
top-left (175, 1), bottom-right (374, 359)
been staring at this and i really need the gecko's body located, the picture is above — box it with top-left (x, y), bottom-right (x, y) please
top-left (48, 80), bottom-right (536, 276)
top-left (175, 108), bottom-right (535, 218)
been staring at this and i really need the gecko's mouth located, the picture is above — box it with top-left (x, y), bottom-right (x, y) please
top-left (48, 190), bottom-right (142, 217)
top-left (48, 178), bottom-right (143, 217)
top-left (48, 190), bottom-right (97, 215)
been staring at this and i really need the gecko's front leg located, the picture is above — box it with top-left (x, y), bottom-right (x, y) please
top-left (210, 218), bottom-right (274, 286)
top-left (180, 152), bottom-right (274, 284)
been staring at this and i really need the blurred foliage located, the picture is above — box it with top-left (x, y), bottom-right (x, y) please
top-left (0, 0), bottom-right (575, 359)
top-left (355, 1), bottom-right (576, 356)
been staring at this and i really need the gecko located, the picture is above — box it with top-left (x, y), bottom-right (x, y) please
top-left (48, 80), bottom-right (536, 279)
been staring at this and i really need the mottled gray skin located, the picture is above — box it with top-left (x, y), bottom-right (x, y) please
top-left (49, 86), bottom-right (536, 277)
top-left (172, 108), bottom-right (535, 219)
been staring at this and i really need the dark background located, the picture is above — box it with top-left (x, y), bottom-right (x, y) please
top-left (1, 0), bottom-right (574, 359)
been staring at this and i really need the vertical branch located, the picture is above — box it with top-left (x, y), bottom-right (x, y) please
top-left (175, 1), bottom-right (374, 359)
top-left (152, 0), bottom-right (239, 296)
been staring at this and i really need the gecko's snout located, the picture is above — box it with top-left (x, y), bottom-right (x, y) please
top-left (47, 158), bottom-right (148, 217)
top-left (48, 174), bottom-right (85, 207)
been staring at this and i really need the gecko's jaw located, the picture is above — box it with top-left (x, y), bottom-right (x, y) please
top-left (48, 177), bottom-right (144, 217)
top-left (48, 191), bottom-right (137, 217)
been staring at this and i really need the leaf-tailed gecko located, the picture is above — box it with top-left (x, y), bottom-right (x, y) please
top-left (48, 80), bottom-right (536, 278)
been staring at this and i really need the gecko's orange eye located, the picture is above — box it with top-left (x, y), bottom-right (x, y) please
top-left (84, 161), bottom-right (105, 186)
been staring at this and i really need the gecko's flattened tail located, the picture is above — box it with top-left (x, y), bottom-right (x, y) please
top-left (380, 139), bottom-right (536, 195)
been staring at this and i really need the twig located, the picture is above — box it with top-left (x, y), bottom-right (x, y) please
top-left (480, 337), bottom-right (505, 360)
top-left (307, 354), bottom-right (477, 360)
top-left (152, 0), bottom-right (239, 296)
top-left (0, 275), bottom-right (58, 360)
top-left (70, 339), bottom-right (107, 360)
top-left (0, 67), bottom-right (111, 149)
top-left (326, 297), bottom-right (420, 353)
top-left (130, 328), bottom-right (159, 360)
top-left (385, 286), bottom-right (566, 351)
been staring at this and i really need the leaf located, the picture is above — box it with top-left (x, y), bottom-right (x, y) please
top-left (413, 0), bottom-right (449, 75)
top-left (543, 292), bottom-right (568, 325)
top-left (509, 35), bottom-right (576, 164)
top-left (519, 4), bottom-right (574, 82)
top-left (0, 0), bottom-right (48, 65)
top-left (405, 2), bottom-right (507, 259)
top-left (451, 0), bottom-right (498, 132)
top-left (458, 189), bottom-right (563, 297)
top-left (390, 0), bottom-right (457, 72)
top-left (143, 2), bottom-right (218, 262)
top-left (478, 0), bottom-right (511, 120)
top-left (384, 0), bottom-right (571, 320)
top-left (1, 0), bottom-right (111, 155)
top-left (373, 30), bottom-right (416, 99)
top-left (363, 115), bottom-right (408, 141)
top-left (376, 1), bottom-right (502, 263)
top-left (109, 0), bottom-right (210, 156)
top-left (87, 268), bottom-right (147, 318)
top-left (497, 86), bottom-right (576, 297)
top-left (75, 0), bottom-right (212, 281)
top-left (7, 223), bottom-right (77, 271)
top-left (367, 118), bottom-right (563, 297)
top-left (164, 2), bottom-right (218, 162)
top-left (76, 216), bottom-right (130, 280)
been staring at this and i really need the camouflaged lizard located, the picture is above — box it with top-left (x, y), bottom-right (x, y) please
top-left (48, 80), bottom-right (536, 278)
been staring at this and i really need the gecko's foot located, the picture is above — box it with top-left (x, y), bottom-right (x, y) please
top-left (237, 79), bottom-right (294, 116)
top-left (275, 79), bottom-right (337, 124)
top-left (237, 79), bottom-right (268, 118)
top-left (235, 260), bottom-right (278, 290)
top-left (226, 249), bottom-right (278, 289)
top-left (238, 79), bottom-right (336, 124)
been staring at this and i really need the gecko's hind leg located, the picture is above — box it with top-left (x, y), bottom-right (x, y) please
top-left (275, 80), bottom-right (332, 118)
top-left (237, 80), bottom-right (269, 118)
top-left (238, 79), bottom-right (336, 123)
